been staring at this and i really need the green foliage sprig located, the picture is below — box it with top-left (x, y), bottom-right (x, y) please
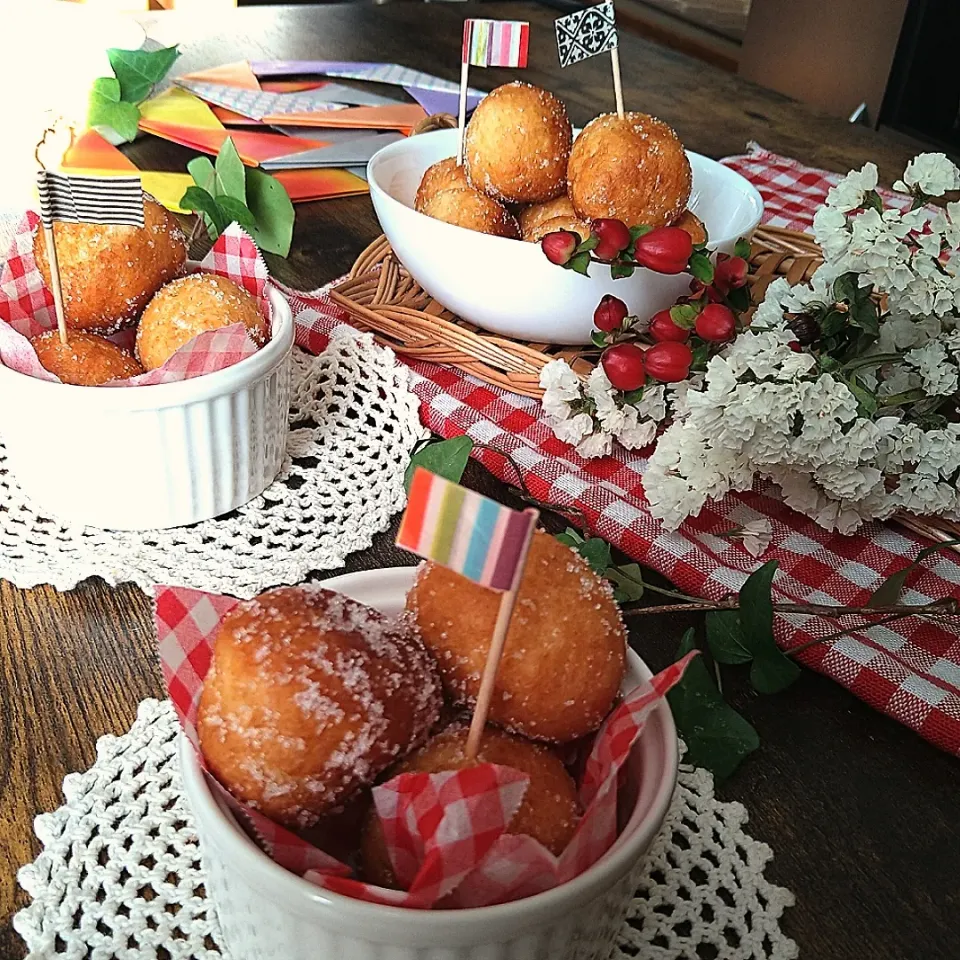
top-left (87, 45), bottom-right (180, 144)
top-left (180, 139), bottom-right (295, 258)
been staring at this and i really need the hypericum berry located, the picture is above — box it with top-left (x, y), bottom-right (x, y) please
top-left (788, 340), bottom-right (802, 352)
top-left (649, 308), bottom-right (690, 342)
top-left (713, 253), bottom-right (749, 293)
top-left (593, 294), bottom-right (629, 332)
top-left (643, 341), bottom-right (693, 382)
top-left (541, 230), bottom-right (580, 266)
top-left (633, 227), bottom-right (694, 275)
top-left (591, 218), bottom-right (632, 260)
top-left (689, 278), bottom-right (724, 303)
top-left (787, 312), bottom-right (820, 346)
top-left (601, 342), bottom-right (647, 391)
top-left (695, 303), bottom-right (736, 342)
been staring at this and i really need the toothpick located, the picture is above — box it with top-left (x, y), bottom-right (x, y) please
top-left (610, 45), bottom-right (625, 119)
top-left (457, 58), bottom-right (470, 166)
top-left (464, 508), bottom-right (538, 762)
top-left (35, 123), bottom-right (71, 346)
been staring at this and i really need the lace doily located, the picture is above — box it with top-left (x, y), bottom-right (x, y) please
top-left (0, 326), bottom-right (425, 599)
top-left (16, 700), bottom-right (798, 960)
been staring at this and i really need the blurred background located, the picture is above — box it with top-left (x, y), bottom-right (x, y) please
top-left (46, 0), bottom-right (960, 158)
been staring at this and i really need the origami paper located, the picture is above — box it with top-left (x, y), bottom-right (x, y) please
top-left (273, 167), bottom-right (369, 202)
top-left (138, 122), bottom-right (328, 165)
top-left (139, 87), bottom-right (225, 131)
top-left (61, 129), bottom-right (138, 175)
top-left (175, 81), bottom-right (348, 122)
top-left (261, 80), bottom-right (328, 93)
top-left (211, 106), bottom-right (267, 126)
top-left (404, 85), bottom-right (484, 117)
top-left (178, 59), bottom-right (261, 90)
top-left (138, 171), bottom-right (192, 213)
top-left (259, 132), bottom-right (404, 171)
top-left (262, 103), bottom-right (426, 133)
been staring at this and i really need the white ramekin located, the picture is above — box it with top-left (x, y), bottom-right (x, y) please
top-left (180, 566), bottom-right (679, 960)
top-left (0, 286), bottom-right (293, 530)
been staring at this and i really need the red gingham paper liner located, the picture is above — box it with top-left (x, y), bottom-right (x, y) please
top-left (0, 217), bottom-right (266, 384)
top-left (154, 583), bottom-right (690, 909)
top-left (273, 145), bottom-right (960, 761)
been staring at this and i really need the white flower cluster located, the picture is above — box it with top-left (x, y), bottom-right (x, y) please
top-left (540, 360), bottom-right (668, 459)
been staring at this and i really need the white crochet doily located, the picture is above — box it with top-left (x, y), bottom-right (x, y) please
top-left (16, 700), bottom-right (798, 960)
top-left (0, 327), bottom-right (425, 599)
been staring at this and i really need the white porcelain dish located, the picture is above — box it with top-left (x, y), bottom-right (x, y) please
top-left (180, 565), bottom-right (679, 960)
top-left (367, 128), bottom-right (764, 345)
top-left (0, 285), bottom-right (294, 531)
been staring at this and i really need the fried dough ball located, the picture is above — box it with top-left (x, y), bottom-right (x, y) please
top-left (32, 196), bottom-right (186, 333)
top-left (360, 723), bottom-right (580, 887)
top-left (420, 187), bottom-right (521, 239)
top-left (407, 530), bottom-right (626, 743)
top-left (197, 586), bottom-right (443, 829)
top-left (135, 274), bottom-right (268, 371)
top-left (31, 330), bottom-right (142, 385)
top-left (674, 209), bottom-right (707, 245)
top-left (568, 113), bottom-right (692, 229)
top-left (525, 215), bottom-right (591, 244)
top-left (465, 82), bottom-right (572, 205)
top-left (415, 158), bottom-right (471, 212)
top-left (518, 196), bottom-right (576, 238)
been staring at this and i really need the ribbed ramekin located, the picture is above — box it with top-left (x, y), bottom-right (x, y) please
top-left (180, 566), bottom-right (679, 960)
top-left (0, 286), bottom-right (293, 530)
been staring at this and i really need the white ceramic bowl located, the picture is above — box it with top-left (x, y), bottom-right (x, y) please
top-left (367, 128), bottom-right (763, 345)
top-left (0, 286), bottom-right (293, 530)
top-left (180, 565), bottom-right (679, 960)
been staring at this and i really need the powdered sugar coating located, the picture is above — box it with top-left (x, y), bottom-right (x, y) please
top-left (197, 586), bottom-right (442, 829)
top-left (407, 530), bottom-right (626, 743)
top-left (568, 112), bottom-right (692, 228)
top-left (465, 82), bottom-right (572, 205)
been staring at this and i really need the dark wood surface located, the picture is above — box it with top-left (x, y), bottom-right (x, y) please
top-left (1, 4), bottom-right (957, 958)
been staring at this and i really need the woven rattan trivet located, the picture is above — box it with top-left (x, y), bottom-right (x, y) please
top-left (329, 224), bottom-right (822, 399)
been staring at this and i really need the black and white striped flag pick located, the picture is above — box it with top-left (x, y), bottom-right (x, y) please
top-left (36, 171), bottom-right (145, 229)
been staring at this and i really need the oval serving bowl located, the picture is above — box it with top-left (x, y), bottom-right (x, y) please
top-left (368, 128), bottom-right (763, 345)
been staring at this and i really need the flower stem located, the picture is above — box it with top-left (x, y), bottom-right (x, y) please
top-left (624, 598), bottom-right (958, 618)
top-left (783, 611), bottom-right (914, 657)
top-left (840, 353), bottom-right (903, 373)
top-left (878, 389), bottom-right (927, 408)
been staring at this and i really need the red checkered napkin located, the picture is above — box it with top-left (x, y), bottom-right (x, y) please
top-left (154, 583), bottom-right (690, 909)
top-left (274, 145), bottom-right (960, 762)
top-left (0, 218), bottom-right (267, 385)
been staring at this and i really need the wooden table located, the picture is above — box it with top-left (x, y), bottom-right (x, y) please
top-left (2, 4), bottom-right (957, 958)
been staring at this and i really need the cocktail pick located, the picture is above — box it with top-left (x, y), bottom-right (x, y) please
top-left (396, 467), bottom-right (538, 761)
top-left (458, 18), bottom-right (530, 165)
top-left (555, 1), bottom-right (622, 118)
top-left (35, 123), bottom-right (145, 346)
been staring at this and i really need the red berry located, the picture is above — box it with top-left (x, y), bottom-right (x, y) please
top-left (643, 341), bottom-right (693, 382)
top-left (591, 218), bottom-right (631, 260)
top-left (649, 308), bottom-right (690, 342)
top-left (714, 253), bottom-right (748, 294)
top-left (689, 278), bottom-right (724, 303)
top-left (593, 294), bottom-right (629, 332)
top-left (695, 303), bottom-right (736, 342)
top-left (601, 343), bottom-right (647, 391)
top-left (633, 227), bottom-right (694, 275)
top-left (541, 230), bottom-right (580, 266)
top-left (789, 340), bottom-right (802, 352)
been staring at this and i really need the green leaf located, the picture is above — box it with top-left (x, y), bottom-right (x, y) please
top-left (629, 224), bottom-right (652, 241)
top-left (607, 563), bottom-right (645, 602)
top-left (705, 610), bottom-right (752, 664)
top-left (622, 387), bottom-right (645, 405)
top-left (862, 189), bottom-right (884, 214)
top-left (738, 561), bottom-right (800, 694)
top-left (669, 303), bottom-right (699, 329)
top-left (847, 376), bottom-right (878, 418)
top-left (214, 138), bottom-right (247, 203)
top-left (244, 167), bottom-right (295, 257)
top-left (576, 234), bottom-right (599, 254)
top-left (832, 272), bottom-right (860, 304)
top-left (667, 630), bottom-right (760, 782)
top-left (868, 539), bottom-right (960, 607)
top-left (107, 45), bottom-right (179, 103)
top-left (180, 185), bottom-right (228, 238)
top-left (820, 310), bottom-right (847, 337)
top-left (187, 155), bottom-right (216, 194)
top-left (576, 537), bottom-right (612, 575)
top-left (87, 77), bottom-right (141, 143)
top-left (554, 528), bottom-right (585, 548)
top-left (734, 237), bottom-right (751, 259)
top-left (819, 355), bottom-right (841, 373)
top-left (690, 341), bottom-right (710, 369)
top-left (591, 331), bottom-right (608, 349)
top-left (689, 251), bottom-right (715, 284)
top-left (215, 196), bottom-right (258, 232)
top-left (610, 261), bottom-right (635, 279)
top-left (404, 436), bottom-right (474, 492)
top-left (726, 285), bottom-right (752, 314)
top-left (566, 251), bottom-right (591, 276)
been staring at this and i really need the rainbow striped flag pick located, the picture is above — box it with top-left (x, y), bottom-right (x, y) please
top-left (462, 19), bottom-right (531, 69)
top-left (397, 468), bottom-right (538, 592)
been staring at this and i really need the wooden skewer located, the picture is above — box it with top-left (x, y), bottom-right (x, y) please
top-left (457, 59), bottom-right (470, 166)
top-left (44, 224), bottom-right (69, 346)
top-left (464, 508), bottom-right (539, 762)
top-left (610, 45), bottom-right (625, 119)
